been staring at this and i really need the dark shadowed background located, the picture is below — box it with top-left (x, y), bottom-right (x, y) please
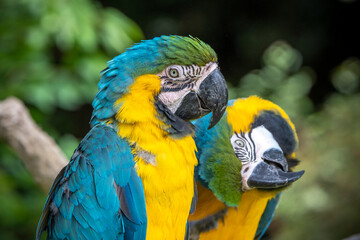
top-left (0, 0), bottom-right (359, 239)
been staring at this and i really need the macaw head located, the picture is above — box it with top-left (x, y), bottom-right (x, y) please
top-left (193, 96), bottom-right (304, 206)
top-left (91, 35), bottom-right (228, 131)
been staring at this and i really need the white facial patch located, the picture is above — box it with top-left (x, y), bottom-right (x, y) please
top-left (157, 62), bottom-right (218, 113)
top-left (231, 125), bottom-right (284, 191)
top-left (250, 125), bottom-right (282, 159)
top-left (157, 88), bottom-right (190, 113)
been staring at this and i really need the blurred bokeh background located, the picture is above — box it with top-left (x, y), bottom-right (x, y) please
top-left (0, 0), bottom-right (359, 239)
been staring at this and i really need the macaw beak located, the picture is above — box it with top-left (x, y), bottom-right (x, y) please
top-left (244, 148), bottom-right (305, 190)
top-left (175, 68), bottom-right (228, 129)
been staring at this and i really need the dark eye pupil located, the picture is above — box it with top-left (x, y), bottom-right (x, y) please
top-left (236, 140), bottom-right (244, 147)
top-left (169, 68), bottom-right (179, 77)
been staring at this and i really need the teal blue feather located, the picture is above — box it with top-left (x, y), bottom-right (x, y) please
top-left (36, 125), bottom-right (147, 240)
top-left (255, 194), bottom-right (281, 239)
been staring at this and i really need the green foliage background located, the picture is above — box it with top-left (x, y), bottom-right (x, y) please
top-left (0, 0), bottom-right (144, 239)
top-left (0, 0), bottom-right (359, 239)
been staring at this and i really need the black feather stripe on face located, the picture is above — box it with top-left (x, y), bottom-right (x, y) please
top-left (233, 132), bottom-right (255, 164)
top-left (251, 111), bottom-right (297, 156)
top-left (159, 64), bottom-right (209, 92)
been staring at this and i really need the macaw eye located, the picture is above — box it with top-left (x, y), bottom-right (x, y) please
top-left (235, 139), bottom-right (245, 147)
top-left (168, 68), bottom-right (179, 78)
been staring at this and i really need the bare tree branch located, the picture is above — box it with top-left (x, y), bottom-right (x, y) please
top-left (0, 97), bottom-right (67, 191)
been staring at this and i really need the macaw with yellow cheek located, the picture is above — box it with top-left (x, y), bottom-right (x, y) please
top-left (189, 96), bottom-right (304, 240)
top-left (36, 35), bottom-right (228, 240)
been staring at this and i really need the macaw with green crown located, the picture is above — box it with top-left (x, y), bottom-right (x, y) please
top-left (36, 35), bottom-right (228, 240)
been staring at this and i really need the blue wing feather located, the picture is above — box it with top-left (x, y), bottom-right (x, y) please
top-left (36, 125), bottom-right (147, 240)
top-left (255, 193), bottom-right (281, 240)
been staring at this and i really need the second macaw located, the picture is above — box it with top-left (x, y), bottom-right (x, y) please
top-left (36, 35), bottom-right (228, 240)
top-left (189, 96), bottom-right (304, 240)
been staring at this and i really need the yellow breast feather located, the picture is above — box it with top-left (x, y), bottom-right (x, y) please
top-left (191, 184), bottom-right (276, 240)
top-left (115, 74), bottom-right (198, 239)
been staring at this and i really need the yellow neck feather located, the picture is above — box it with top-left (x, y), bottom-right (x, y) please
top-left (191, 183), bottom-right (276, 240)
top-left (115, 74), bottom-right (198, 239)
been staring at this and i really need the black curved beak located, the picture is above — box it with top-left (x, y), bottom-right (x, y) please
top-left (174, 68), bottom-right (228, 129)
top-left (247, 149), bottom-right (305, 189)
top-left (197, 68), bottom-right (228, 129)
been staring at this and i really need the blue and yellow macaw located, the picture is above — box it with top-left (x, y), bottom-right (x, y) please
top-left (189, 96), bottom-right (304, 240)
top-left (36, 35), bottom-right (228, 240)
